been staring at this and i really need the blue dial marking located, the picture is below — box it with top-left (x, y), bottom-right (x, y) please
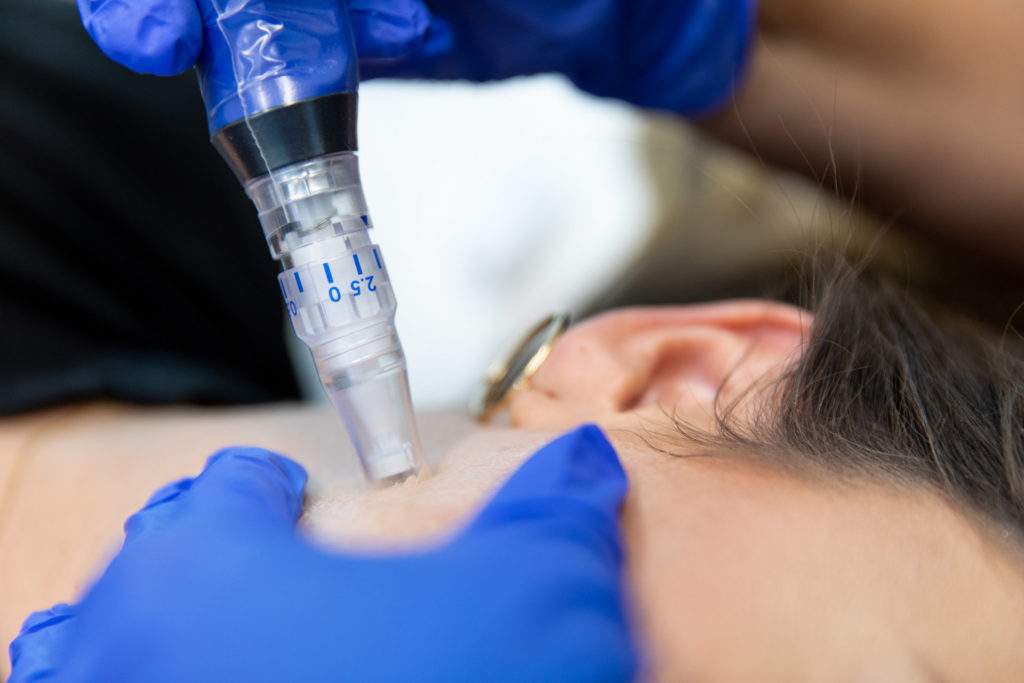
top-left (353, 254), bottom-right (363, 275)
top-left (293, 271), bottom-right (304, 293)
top-left (373, 248), bottom-right (382, 270)
top-left (323, 263), bottom-right (334, 283)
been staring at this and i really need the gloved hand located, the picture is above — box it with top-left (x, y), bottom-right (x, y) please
top-left (78, 0), bottom-right (755, 120)
top-left (78, 0), bottom-right (369, 131)
top-left (7, 425), bottom-right (637, 682)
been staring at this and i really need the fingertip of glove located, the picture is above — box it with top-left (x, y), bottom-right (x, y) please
top-left (574, 423), bottom-right (620, 466)
top-left (196, 447), bottom-right (308, 527)
top-left (560, 423), bottom-right (629, 504)
top-left (493, 424), bottom-right (628, 513)
top-left (78, 0), bottom-right (202, 76)
top-left (205, 447), bottom-right (309, 497)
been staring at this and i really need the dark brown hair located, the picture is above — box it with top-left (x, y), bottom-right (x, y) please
top-left (672, 255), bottom-right (1024, 539)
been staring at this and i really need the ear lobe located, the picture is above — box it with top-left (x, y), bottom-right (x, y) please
top-left (509, 301), bottom-right (810, 432)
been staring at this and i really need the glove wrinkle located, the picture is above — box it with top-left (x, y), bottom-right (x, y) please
top-left (349, 0), bottom-right (431, 60)
top-left (14, 606), bottom-right (75, 637)
top-left (136, 12), bottom-right (195, 75)
top-left (123, 477), bottom-right (193, 543)
top-left (142, 477), bottom-right (194, 508)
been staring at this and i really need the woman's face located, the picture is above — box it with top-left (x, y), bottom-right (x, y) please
top-left (4, 301), bottom-right (1023, 681)
top-left (306, 300), bottom-right (1024, 681)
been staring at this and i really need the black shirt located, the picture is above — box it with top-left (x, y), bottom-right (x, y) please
top-left (0, 0), bottom-right (300, 413)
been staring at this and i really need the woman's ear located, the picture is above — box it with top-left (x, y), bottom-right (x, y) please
top-left (509, 301), bottom-right (810, 432)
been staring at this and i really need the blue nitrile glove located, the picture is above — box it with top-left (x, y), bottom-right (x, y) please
top-left (355, 0), bottom-right (758, 116)
top-left (78, 0), bottom-right (755, 121)
top-left (8, 425), bottom-right (638, 682)
top-left (78, 0), bottom-right (369, 132)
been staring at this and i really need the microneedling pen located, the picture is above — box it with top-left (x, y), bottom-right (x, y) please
top-left (199, 4), bottom-right (426, 485)
top-left (217, 105), bottom-right (425, 485)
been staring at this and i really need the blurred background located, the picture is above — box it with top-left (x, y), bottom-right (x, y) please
top-left (1, 0), bottom-right (1003, 416)
top-left (338, 75), bottom-right (955, 409)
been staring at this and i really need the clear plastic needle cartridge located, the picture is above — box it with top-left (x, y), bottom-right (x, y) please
top-left (249, 150), bottom-right (424, 484)
top-left (212, 95), bottom-right (426, 485)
